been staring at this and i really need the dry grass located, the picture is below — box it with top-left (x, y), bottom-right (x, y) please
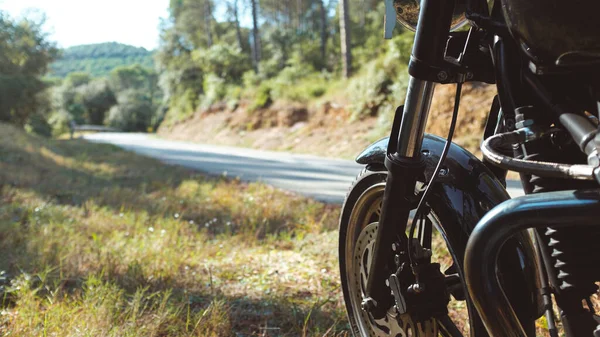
top-left (0, 122), bottom-right (557, 336)
top-left (0, 122), bottom-right (347, 336)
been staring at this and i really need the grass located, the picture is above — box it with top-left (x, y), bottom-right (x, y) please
top-left (0, 122), bottom-right (559, 336)
top-left (0, 122), bottom-right (347, 336)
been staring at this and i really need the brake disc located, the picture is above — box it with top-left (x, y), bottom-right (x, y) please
top-left (352, 223), bottom-right (438, 337)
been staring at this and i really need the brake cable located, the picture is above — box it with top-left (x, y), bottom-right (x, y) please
top-left (406, 27), bottom-right (476, 269)
top-left (407, 81), bottom-right (462, 267)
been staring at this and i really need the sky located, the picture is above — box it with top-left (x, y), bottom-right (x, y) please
top-left (0, 0), bottom-right (170, 50)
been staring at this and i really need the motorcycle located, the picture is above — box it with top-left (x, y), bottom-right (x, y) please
top-left (338, 0), bottom-right (600, 336)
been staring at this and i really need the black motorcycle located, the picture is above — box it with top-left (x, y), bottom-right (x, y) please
top-left (338, 0), bottom-right (600, 336)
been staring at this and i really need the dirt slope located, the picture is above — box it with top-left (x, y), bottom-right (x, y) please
top-left (158, 83), bottom-right (497, 159)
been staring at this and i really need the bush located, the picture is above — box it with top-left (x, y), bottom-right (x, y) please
top-left (199, 73), bottom-right (227, 109)
top-left (48, 110), bottom-right (71, 136)
top-left (269, 61), bottom-right (311, 101)
top-left (225, 85), bottom-right (243, 111)
top-left (106, 90), bottom-right (154, 131)
top-left (249, 83), bottom-right (272, 112)
top-left (192, 44), bottom-right (252, 82)
top-left (25, 113), bottom-right (52, 137)
top-left (346, 62), bottom-right (391, 120)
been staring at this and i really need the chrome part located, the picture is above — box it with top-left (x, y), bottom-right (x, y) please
top-left (392, 0), bottom-right (470, 32)
top-left (389, 274), bottom-right (407, 314)
top-left (588, 149), bottom-right (600, 167)
top-left (481, 128), bottom-right (597, 180)
top-left (353, 223), bottom-right (408, 337)
top-left (396, 77), bottom-right (436, 157)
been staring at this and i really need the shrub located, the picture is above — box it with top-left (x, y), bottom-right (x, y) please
top-left (106, 90), bottom-right (154, 131)
top-left (249, 83), bottom-right (272, 112)
top-left (192, 44), bottom-right (252, 82)
top-left (346, 62), bottom-right (391, 120)
top-left (48, 110), bottom-right (72, 136)
top-left (25, 113), bottom-right (52, 137)
top-left (199, 73), bottom-right (227, 109)
top-left (225, 85), bottom-right (243, 111)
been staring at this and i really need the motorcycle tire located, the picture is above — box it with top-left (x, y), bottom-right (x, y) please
top-left (339, 167), bottom-right (479, 337)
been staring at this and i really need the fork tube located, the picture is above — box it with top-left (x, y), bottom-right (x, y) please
top-left (364, 0), bottom-right (454, 318)
top-left (396, 77), bottom-right (436, 157)
top-left (364, 77), bottom-right (436, 319)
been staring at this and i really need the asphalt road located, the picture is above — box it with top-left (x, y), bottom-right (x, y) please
top-left (83, 133), bottom-right (524, 203)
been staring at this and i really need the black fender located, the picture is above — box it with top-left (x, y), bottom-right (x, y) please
top-left (356, 134), bottom-right (543, 336)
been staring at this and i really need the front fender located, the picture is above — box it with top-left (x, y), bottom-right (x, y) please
top-left (357, 134), bottom-right (543, 335)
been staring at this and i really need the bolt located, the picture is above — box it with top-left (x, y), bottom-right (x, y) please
top-left (438, 168), bottom-right (449, 176)
top-left (466, 72), bottom-right (474, 80)
top-left (437, 71), bottom-right (448, 81)
top-left (361, 298), bottom-right (376, 311)
top-left (505, 118), bottom-right (516, 131)
top-left (421, 149), bottom-right (430, 157)
top-left (385, 279), bottom-right (390, 287)
top-left (409, 283), bottom-right (424, 294)
top-left (392, 242), bottom-right (398, 251)
top-left (394, 254), bottom-right (401, 265)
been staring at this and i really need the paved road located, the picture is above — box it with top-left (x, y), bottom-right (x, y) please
top-left (83, 133), bottom-right (524, 203)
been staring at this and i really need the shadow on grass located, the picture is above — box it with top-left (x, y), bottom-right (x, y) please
top-left (0, 127), bottom-right (345, 335)
top-left (1, 137), bottom-right (190, 211)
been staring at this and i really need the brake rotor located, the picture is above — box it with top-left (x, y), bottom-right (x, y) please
top-left (352, 222), bottom-right (438, 337)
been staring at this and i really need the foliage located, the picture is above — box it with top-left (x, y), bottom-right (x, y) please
top-left (192, 44), bottom-right (251, 82)
top-left (106, 89), bottom-right (154, 131)
top-left (0, 11), bottom-right (58, 128)
top-left (24, 111), bottom-right (52, 137)
top-left (249, 83), bottom-right (272, 112)
top-left (46, 64), bottom-right (161, 134)
top-left (78, 79), bottom-right (116, 124)
top-left (156, 0), bottom-right (413, 129)
top-left (49, 42), bottom-right (154, 78)
top-left (2, 0), bottom-right (415, 136)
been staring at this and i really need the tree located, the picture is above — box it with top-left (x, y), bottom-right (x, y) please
top-left (204, 0), bottom-right (213, 47)
top-left (318, 0), bottom-right (327, 66)
top-left (251, 0), bottom-right (261, 72)
top-left (0, 12), bottom-right (58, 126)
top-left (48, 42), bottom-right (154, 78)
top-left (110, 64), bottom-right (154, 93)
top-left (339, 0), bottom-right (352, 78)
top-left (107, 89), bottom-right (154, 132)
top-left (226, 0), bottom-right (244, 50)
top-left (79, 79), bottom-right (116, 125)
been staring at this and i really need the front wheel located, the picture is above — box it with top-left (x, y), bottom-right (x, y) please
top-left (339, 168), bottom-right (474, 337)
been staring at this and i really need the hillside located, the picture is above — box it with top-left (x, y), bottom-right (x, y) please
top-left (158, 83), bottom-right (497, 160)
top-left (49, 42), bottom-right (154, 78)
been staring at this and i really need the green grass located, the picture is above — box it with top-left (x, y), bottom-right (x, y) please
top-left (0, 123), bottom-right (347, 336)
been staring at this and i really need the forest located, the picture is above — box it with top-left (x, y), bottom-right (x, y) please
top-left (0, 0), bottom-right (414, 136)
top-left (49, 42), bottom-right (155, 78)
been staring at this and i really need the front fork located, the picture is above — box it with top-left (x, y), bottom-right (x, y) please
top-left (364, 77), bottom-right (436, 317)
top-left (364, 0), bottom-right (455, 318)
